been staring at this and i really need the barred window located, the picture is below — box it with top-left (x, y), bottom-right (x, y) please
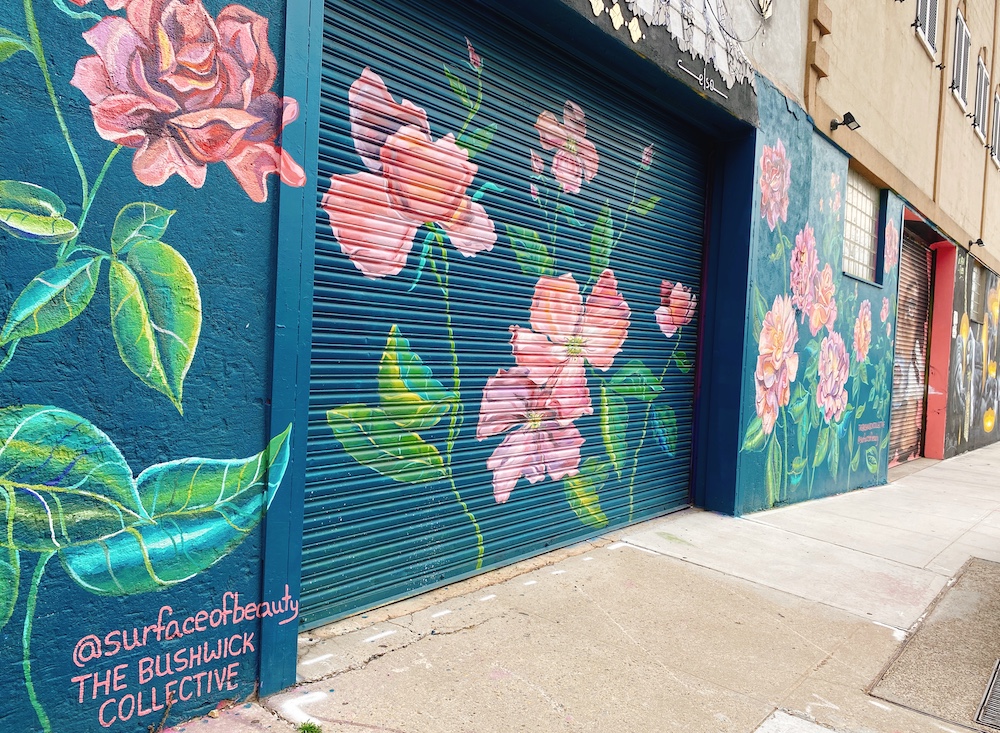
top-left (842, 169), bottom-right (880, 282)
top-left (970, 261), bottom-right (987, 322)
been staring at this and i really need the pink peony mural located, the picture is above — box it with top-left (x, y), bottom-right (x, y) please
top-left (881, 296), bottom-right (890, 323)
top-left (71, 0), bottom-right (305, 202)
top-left (816, 331), bottom-right (849, 422)
top-left (807, 264), bottom-right (837, 337)
top-left (754, 295), bottom-right (799, 435)
top-left (759, 138), bottom-right (791, 232)
top-left (655, 280), bottom-right (697, 338)
top-left (477, 367), bottom-right (585, 503)
top-left (509, 270), bottom-right (630, 424)
top-left (321, 69), bottom-right (496, 278)
top-left (854, 299), bottom-right (872, 363)
top-left (534, 101), bottom-right (600, 195)
top-left (789, 225), bottom-right (818, 315)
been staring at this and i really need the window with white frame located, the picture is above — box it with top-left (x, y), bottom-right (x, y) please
top-left (992, 92), bottom-right (1000, 163)
top-left (952, 11), bottom-right (971, 105)
top-left (975, 58), bottom-right (990, 139)
top-left (843, 169), bottom-right (881, 282)
top-left (915, 0), bottom-right (938, 51)
top-left (970, 260), bottom-right (987, 322)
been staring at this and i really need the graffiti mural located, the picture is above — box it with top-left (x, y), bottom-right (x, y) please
top-left (305, 13), bottom-right (703, 623)
top-left (735, 79), bottom-right (901, 513)
top-left (0, 0), bottom-right (301, 728)
top-left (946, 250), bottom-right (1000, 456)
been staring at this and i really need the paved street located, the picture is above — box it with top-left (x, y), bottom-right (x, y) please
top-left (168, 443), bottom-right (1000, 733)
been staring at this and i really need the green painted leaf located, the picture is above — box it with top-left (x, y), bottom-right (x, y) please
top-left (0, 548), bottom-right (18, 632)
top-left (765, 435), bottom-right (782, 507)
top-left (859, 362), bottom-right (869, 384)
top-left (741, 415), bottom-right (767, 452)
top-left (674, 350), bottom-right (693, 373)
top-left (471, 181), bottom-right (505, 203)
top-left (788, 383), bottom-right (809, 423)
top-left (52, 0), bottom-right (101, 20)
top-left (457, 123), bottom-right (497, 159)
top-left (111, 202), bottom-right (174, 254)
top-left (752, 286), bottom-right (768, 341)
top-left (59, 426), bottom-right (292, 595)
top-left (609, 360), bottom-right (663, 402)
top-left (856, 403), bottom-right (866, 420)
top-left (563, 458), bottom-right (609, 529)
top-left (813, 426), bottom-right (830, 467)
top-left (797, 413), bottom-right (809, 456)
top-left (790, 456), bottom-right (807, 475)
top-left (0, 257), bottom-right (101, 344)
top-left (378, 325), bottom-right (455, 431)
top-left (651, 403), bottom-right (678, 457)
top-left (443, 64), bottom-right (472, 108)
top-left (628, 195), bottom-right (661, 216)
top-left (504, 223), bottom-right (554, 277)
top-left (0, 180), bottom-right (77, 243)
top-left (0, 28), bottom-right (32, 63)
top-left (866, 445), bottom-right (879, 474)
top-left (0, 406), bottom-right (142, 553)
top-left (600, 386), bottom-right (628, 479)
top-left (109, 239), bottom-right (201, 413)
top-left (589, 203), bottom-right (614, 280)
top-left (555, 203), bottom-right (582, 227)
top-left (327, 405), bottom-right (447, 484)
top-left (850, 447), bottom-right (861, 471)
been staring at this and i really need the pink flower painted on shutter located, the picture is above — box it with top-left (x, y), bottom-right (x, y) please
top-left (477, 367), bottom-right (584, 503)
top-left (509, 270), bottom-right (630, 424)
top-left (321, 69), bottom-right (496, 278)
top-left (655, 280), bottom-right (696, 338)
top-left (534, 101), bottom-right (600, 194)
top-left (71, 0), bottom-right (305, 202)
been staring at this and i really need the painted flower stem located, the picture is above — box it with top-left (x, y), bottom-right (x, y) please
top-left (628, 403), bottom-right (652, 522)
top-left (429, 244), bottom-right (484, 569)
top-left (23, 0), bottom-right (88, 207)
top-left (457, 71), bottom-right (484, 140)
top-left (59, 146), bottom-right (124, 263)
top-left (23, 551), bottom-right (53, 733)
top-left (613, 168), bottom-right (643, 249)
top-left (0, 339), bottom-right (20, 373)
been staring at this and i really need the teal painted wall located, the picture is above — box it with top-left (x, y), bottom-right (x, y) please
top-left (734, 79), bottom-right (902, 515)
top-left (0, 0), bottom-right (301, 729)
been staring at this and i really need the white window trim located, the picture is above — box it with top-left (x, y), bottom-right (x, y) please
top-left (992, 92), bottom-right (1000, 167)
top-left (952, 10), bottom-right (970, 108)
top-left (914, 0), bottom-right (938, 58)
top-left (975, 58), bottom-right (989, 142)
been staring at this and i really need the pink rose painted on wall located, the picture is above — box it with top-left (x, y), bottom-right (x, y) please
top-left (881, 296), bottom-right (890, 323)
top-left (655, 280), bottom-right (696, 338)
top-left (884, 218), bottom-right (899, 273)
top-left (754, 295), bottom-right (799, 436)
top-left (534, 101), bottom-right (599, 194)
top-left (509, 270), bottom-right (630, 424)
top-left (321, 69), bottom-right (496, 278)
top-left (477, 367), bottom-right (584, 503)
top-left (71, 0), bottom-right (305, 202)
top-left (807, 264), bottom-right (837, 337)
top-left (789, 225), bottom-right (818, 315)
top-left (759, 139), bottom-right (791, 232)
top-left (816, 331), bottom-right (849, 422)
top-left (854, 299), bottom-right (872, 363)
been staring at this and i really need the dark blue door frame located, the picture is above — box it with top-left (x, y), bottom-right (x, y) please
top-left (259, 0), bottom-right (324, 696)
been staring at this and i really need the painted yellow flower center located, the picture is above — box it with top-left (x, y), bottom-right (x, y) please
top-left (565, 335), bottom-right (585, 357)
top-left (565, 138), bottom-right (578, 155)
top-left (526, 411), bottom-right (544, 430)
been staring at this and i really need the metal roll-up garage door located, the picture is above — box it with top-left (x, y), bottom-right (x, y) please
top-left (889, 231), bottom-right (932, 465)
top-left (301, 0), bottom-right (708, 626)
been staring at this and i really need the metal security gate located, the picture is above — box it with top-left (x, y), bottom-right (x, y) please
top-left (889, 231), bottom-right (932, 465)
top-left (299, 0), bottom-right (707, 627)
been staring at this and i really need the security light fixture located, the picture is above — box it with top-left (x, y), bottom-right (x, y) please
top-left (830, 112), bottom-right (861, 132)
top-left (971, 238), bottom-right (986, 247)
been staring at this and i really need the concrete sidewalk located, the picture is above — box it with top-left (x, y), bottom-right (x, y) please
top-left (171, 443), bottom-right (1000, 733)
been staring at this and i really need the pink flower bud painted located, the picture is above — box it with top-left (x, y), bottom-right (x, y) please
top-left (466, 37), bottom-right (482, 71)
top-left (641, 143), bottom-right (654, 170)
top-left (655, 281), bottom-right (697, 338)
top-left (530, 150), bottom-right (544, 176)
